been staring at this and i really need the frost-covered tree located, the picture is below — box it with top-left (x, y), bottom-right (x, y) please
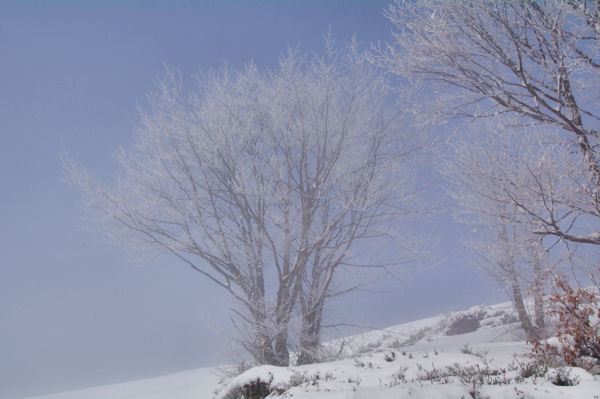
top-left (378, 0), bottom-right (600, 246)
top-left (376, 0), bottom-right (600, 337)
top-left (442, 124), bottom-right (581, 339)
top-left (66, 41), bottom-right (421, 366)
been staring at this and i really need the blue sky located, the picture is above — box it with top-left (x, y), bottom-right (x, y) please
top-left (0, 1), bottom-right (503, 397)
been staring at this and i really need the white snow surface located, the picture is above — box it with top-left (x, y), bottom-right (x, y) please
top-left (26, 368), bottom-right (221, 399)
top-left (28, 301), bottom-right (599, 399)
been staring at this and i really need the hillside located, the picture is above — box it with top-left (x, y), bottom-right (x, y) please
top-left (29, 302), bottom-right (599, 399)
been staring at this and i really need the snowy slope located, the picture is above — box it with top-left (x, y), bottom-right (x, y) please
top-left (28, 302), bottom-right (600, 399)
top-left (27, 368), bottom-right (222, 399)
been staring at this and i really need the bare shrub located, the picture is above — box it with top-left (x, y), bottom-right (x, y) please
top-left (531, 272), bottom-right (600, 370)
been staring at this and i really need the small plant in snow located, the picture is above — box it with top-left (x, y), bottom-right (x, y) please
top-left (347, 375), bottom-right (362, 391)
top-left (547, 367), bottom-right (581, 386)
top-left (468, 382), bottom-right (489, 399)
top-left (416, 362), bottom-right (515, 386)
top-left (391, 366), bottom-right (409, 385)
top-left (287, 369), bottom-right (308, 387)
top-left (461, 343), bottom-right (474, 355)
top-left (384, 351), bottom-right (396, 362)
top-left (514, 359), bottom-right (546, 380)
top-left (316, 340), bottom-right (346, 363)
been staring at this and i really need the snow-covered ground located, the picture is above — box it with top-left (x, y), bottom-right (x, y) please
top-left (26, 368), bottom-right (221, 399)
top-left (28, 302), bottom-right (599, 399)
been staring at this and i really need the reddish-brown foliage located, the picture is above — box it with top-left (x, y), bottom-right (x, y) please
top-left (531, 270), bottom-right (600, 368)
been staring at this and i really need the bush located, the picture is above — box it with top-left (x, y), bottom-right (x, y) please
top-left (445, 314), bottom-right (481, 336)
top-left (547, 367), bottom-right (580, 386)
top-left (222, 378), bottom-right (273, 399)
top-left (531, 272), bottom-right (600, 370)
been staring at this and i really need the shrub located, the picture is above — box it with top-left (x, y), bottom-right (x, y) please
top-left (445, 314), bottom-right (481, 336)
top-left (531, 272), bottom-right (600, 370)
top-left (547, 367), bottom-right (580, 386)
top-left (384, 351), bottom-right (397, 362)
top-left (222, 378), bottom-right (273, 399)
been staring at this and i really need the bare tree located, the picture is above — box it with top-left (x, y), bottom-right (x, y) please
top-left (378, 0), bottom-right (600, 246)
top-left (375, 0), bottom-right (600, 337)
top-left (441, 125), bottom-right (578, 338)
top-left (66, 41), bottom-right (421, 366)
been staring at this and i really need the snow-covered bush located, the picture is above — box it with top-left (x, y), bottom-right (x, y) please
top-left (221, 377), bottom-right (273, 399)
top-left (531, 272), bottom-right (600, 372)
top-left (547, 367), bottom-right (581, 386)
top-left (445, 314), bottom-right (481, 336)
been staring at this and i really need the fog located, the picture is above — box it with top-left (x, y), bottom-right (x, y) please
top-left (0, 1), bottom-right (503, 398)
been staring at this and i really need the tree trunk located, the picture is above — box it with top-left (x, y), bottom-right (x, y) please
top-left (272, 333), bottom-right (289, 366)
top-left (252, 332), bottom-right (287, 366)
top-left (254, 332), bottom-right (277, 365)
top-left (273, 305), bottom-right (292, 366)
top-left (296, 304), bottom-right (322, 365)
top-left (531, 239), bottom-right (546, 339)
top-left (509, 271), bottom-right (538, 341)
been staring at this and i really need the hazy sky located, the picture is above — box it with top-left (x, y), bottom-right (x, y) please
top-left (0, 1), bottom-right (504, 397)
